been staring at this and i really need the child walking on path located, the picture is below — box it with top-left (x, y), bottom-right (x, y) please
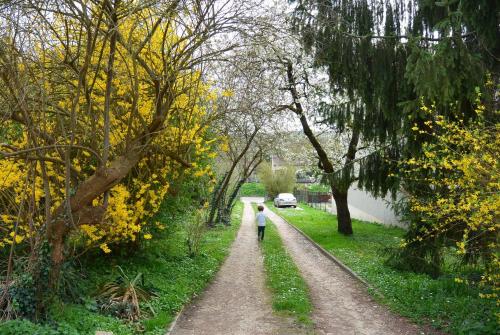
top-left (256, 205), bottom-right (266, 241)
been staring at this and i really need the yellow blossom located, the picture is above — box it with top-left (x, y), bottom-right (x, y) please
top-left (100, 243), bottom-right (111, 254)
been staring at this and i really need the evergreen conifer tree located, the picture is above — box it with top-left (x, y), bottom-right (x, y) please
top-left (290, 0), bottom-right (499, 273)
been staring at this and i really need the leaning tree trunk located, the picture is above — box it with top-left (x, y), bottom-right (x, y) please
top-left (215, 187), bottom-right (227, 225)
top-left (220, 178), bottom-right (246, 225)
top-left (284, 60), bottom-right (358, 236)
top-left (208, 128), bottom-right (259, 226)
top-left (226, 179), bottom-right (245, 209)
top-left (47, 151), bottom-right (138, 289)
top-left (332, 190), bottom-right (353, 235)
top-left (46, 119), bottom-right (173, 288)
top-left (207, 173), bottom-right (227, 227)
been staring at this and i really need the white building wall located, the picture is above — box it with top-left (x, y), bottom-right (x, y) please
top-left (330, 187), bottom-right (406, 228)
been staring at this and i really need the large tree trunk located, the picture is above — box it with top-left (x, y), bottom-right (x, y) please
top-left (331, 128), bottom-right (359, 236)
top-left (215, 187), bottom-right (227, 225)
top-left (332, 190), bottom-right (353, 235)
top-left (48, 225), bottom-right (69, 290)
top-left (48, 205), bottom-right (108, 288)
top-left (47, 146), bottom-right (144, 288)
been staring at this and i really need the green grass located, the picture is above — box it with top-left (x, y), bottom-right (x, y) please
top-left (0, 202), bottom-right (243, 335)
top-left (239, 182), bottom-right (266, 197)
top-left (267, 202), bottom-right (498, 335)
top-left (252, 204), bottom-right (313, 327)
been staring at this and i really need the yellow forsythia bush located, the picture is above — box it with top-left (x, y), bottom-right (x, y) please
top-left (0, 4), bottom-right (221, 255)
top-left (403, 95), bottom-right (499, 299)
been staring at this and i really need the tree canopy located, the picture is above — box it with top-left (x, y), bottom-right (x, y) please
top-left (291, 0), bottom-right (499, 195)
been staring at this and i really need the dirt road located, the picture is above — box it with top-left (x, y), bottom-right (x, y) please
top-left (169, 200), bottom-right (304, 335)
top-left (170, 197), bottom-right (437, 335)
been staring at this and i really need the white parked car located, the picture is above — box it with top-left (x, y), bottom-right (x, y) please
top-left (274, 193), bottom-right (297, 208)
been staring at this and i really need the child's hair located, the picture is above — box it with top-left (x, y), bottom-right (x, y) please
top-left (257, 205), bottom-right (264, 212)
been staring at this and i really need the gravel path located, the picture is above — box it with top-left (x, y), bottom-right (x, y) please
top-left (170, 200), bottom-right (305, 335)
top-left (263, 204), bottom-right (435, 335)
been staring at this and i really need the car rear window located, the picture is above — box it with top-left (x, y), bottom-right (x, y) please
top-left (280, 193), bottom-right (295, 198)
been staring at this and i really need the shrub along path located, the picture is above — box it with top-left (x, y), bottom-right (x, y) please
top-left (170, 199), bottom-right (305, 335)
top-left (262, 204), bottom-right (441, 335)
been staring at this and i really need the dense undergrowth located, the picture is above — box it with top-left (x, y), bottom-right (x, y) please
top-left (251, 204), bottom-right (312, 326)
top-left (0, 202), bottom-right (243, 335)
top-left (268, 203), bottom-right (497, 335)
